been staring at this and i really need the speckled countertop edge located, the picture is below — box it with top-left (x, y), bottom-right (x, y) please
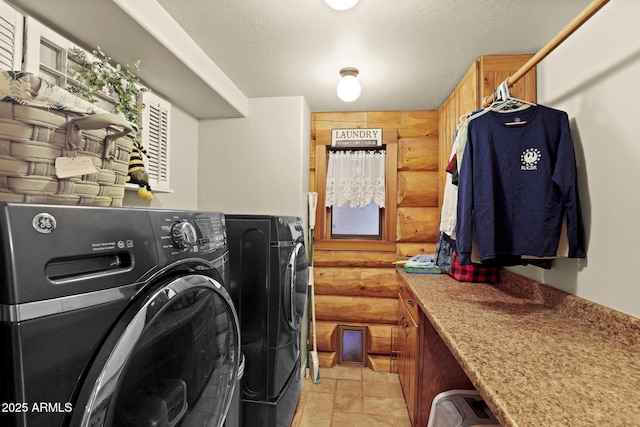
top-left (398, 268), bottom-right (640, 427)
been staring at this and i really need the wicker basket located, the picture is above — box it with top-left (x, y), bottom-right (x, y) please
top-left (0, 75), bottom-right (135, 207)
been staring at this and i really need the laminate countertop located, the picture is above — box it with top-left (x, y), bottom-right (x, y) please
top-left (397, 268), bottom-right (640, 427)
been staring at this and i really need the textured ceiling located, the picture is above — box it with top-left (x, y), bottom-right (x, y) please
top-left (6, 0), bottom-right (595, 116)
top-left (157, 0), bottom-right (593, 112)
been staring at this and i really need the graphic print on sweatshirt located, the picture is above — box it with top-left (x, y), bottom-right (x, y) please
top-left (521, 148), bottom-right (541, 171)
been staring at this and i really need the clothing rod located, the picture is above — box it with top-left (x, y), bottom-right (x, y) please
top-left (482, 0), bottom-right (610, 107)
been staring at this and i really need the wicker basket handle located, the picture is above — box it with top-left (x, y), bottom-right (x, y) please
top-left (66, 113), bottom-right (135, 159)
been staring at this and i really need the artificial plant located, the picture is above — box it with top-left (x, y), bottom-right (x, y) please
top-left (68, 46), bottom-right (153, 201)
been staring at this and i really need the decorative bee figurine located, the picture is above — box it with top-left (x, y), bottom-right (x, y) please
top-left (127, 140), bottom-right (153, 201)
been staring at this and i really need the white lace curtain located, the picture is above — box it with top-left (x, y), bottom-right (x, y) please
top-left (325, 150), bottom-right (386, 208)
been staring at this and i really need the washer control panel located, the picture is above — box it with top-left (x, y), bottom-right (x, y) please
top-left (171, 220), bottom-right (197, 249)
top-left (149, 211), bottom-right (227, 258)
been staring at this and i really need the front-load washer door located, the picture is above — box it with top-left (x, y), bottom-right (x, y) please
top-left (270, 241), bottom-right (308, 398)
top-left (282, 242), bottom-right (308, 332)
top-left (70, 274), bottom-right (240, 427)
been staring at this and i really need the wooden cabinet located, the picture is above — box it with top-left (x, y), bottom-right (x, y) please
top-left (397, 276), bottom-right (475, 426)
top-left (397, 284), bottom-right (421, 425)
top-left (438, 54), bottom-right (537, 209)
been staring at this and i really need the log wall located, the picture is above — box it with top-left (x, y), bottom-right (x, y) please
top-left (310, 111), bottom-right (439, 371)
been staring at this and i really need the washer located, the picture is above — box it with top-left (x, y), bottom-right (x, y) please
top-left (0, 203), bottom-right (240, 427)
top-left (226, 215), bottom-right (308, 427)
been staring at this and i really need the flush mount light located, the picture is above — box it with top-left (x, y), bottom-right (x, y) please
top-left (337, 67), bottom-right (361, 103)
top-left (324, 0), bottom-right (359, 11)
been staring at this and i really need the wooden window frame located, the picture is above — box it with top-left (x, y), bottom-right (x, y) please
top-left (314, 128), bottom-right (397, 252)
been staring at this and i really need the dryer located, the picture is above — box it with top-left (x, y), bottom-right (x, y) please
top-left (226, 215), bottom-right (308, 427)
top-left (0, 203), bottom-right (240, 427)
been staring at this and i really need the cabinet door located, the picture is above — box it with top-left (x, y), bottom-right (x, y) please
top-left (404, 307), bottom-right (419, 425)
top-left (397, 298), bottom-right (409, 391)
top-left (398, 296), bottom-right (420, 426)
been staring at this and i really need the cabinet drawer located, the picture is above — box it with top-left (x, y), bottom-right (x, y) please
top-left (399, 283), bottom-right (420, 323)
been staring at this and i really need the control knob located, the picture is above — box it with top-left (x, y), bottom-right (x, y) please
top-left (171, 220), bottom-right (197, 249)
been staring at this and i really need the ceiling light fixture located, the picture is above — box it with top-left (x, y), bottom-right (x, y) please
top-left (337, 67), bottom-right (361, 103)
top-left (324, 0), bottom-right (359, 11)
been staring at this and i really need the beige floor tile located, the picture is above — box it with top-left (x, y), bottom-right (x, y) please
top-left (332, 411), bottom-right (412, 427)
top-left (362, 368), bottom-right (394, 382)
top-left (363, 396), bottom-right (411, 418)
top-left (300, 391), bottom-right (334, 414)
top-left (294, 391), bottom-right (334, 427)
top-left (296, 412), bottom-right (333, 427)
top-left (336, 378), bottom-right (362, 393)
top-left (362, 378), bottom-right (394, 398)
top-left (386, 380), bottom-right (404, 398)
top-left (293, 366), bottom-right (411, 427)
top-left (334, 392), bottom-right (363, 413)
top-left (302, 376), bottom-right (337, 394)
top-left (319, 365), bottom-right (363, 380)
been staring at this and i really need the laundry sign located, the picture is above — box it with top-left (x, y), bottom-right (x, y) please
top-left (331, 128), bottom-right (382, 147)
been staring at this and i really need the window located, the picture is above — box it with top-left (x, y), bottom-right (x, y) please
top-left (11, 12), bottom-right (172, 192)
top-left (326, 149), bottom-right (386, 239)
top-left (331, 201), bottom-right (381, 238)
top-left (313, 129), bottom-right (397, 250)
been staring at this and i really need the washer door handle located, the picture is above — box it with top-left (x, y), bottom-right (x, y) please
top-left (286, 242), bottom-right (304, 328)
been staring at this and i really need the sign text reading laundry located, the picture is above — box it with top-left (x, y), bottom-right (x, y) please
top-left (331, 128), bottom-right (383, 147)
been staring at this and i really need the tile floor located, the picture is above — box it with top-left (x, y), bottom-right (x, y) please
top-left (290, 365), bottom-right (412, 427)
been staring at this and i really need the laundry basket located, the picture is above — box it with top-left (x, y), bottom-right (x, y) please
top-left (427, 390), bottom-right (500, 427)
top-left (0, 71), bottom-right (135, 206)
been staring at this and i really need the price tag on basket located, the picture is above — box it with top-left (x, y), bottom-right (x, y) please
top-left (55, 156), bottom-right (99, 178)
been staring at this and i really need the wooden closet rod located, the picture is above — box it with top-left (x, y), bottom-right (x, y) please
top-left (482, 0), bottom-right (610, 107)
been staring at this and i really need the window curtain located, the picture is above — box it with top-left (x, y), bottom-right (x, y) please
top-left (325, 150), bottom-right (385, 208)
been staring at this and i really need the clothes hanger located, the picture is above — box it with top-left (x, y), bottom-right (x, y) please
top-left (457, 80), bottom-right (534, 128)
top-left (491, 80), bottom-right (536, 111)
top-left (490, 80), bottom-right (536, 125)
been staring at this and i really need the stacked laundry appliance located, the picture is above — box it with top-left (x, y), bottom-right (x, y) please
top-left (226, 215), bottom-right (308, 427)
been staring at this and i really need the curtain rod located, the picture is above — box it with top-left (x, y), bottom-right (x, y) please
top-left (482, 0), bottom-right (611, 107)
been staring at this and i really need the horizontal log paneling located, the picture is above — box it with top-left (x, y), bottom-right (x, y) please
top-left (313, 249), bottom-right (397, 267)
top-left (359, 111), bottom-right (402, 129)
top-left (367, 355), bottom-right (394, 373)
top-left (315, 321), bottom-right (338, 352)
top-left (397, 243), bottom-right (438, 258)
top-left (315, 295), bottom-right (397, 324)
top-left (397, 207), bottom-right (440, 243)
top-left (398, 111), bottom-right (439, 139)
top-left (312, 111), bottom-right (438, 138)
top-left (318, 351), bottom-right (336, 368)
top-left (397, 171), bottom-right (439, 207)
top-left (314, 267), bottom-right (399, 298)
top-left (397, 136), bottom-right (439, 171)
top-left (313, 112), bottom-right (370, 131)
top-left (367, 323), bottom-right (393, 354)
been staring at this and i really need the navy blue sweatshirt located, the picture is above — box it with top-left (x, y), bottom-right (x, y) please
top-left (456, 105), bottom-right (586, 265)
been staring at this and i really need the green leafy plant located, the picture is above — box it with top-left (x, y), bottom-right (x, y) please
top-left (68, 46), bottom-right (147, 139)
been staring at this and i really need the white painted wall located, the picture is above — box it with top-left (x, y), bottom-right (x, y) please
top-left (197, 96), bottom-right (311, 222)
top-left (123, 104), bottom-right (199, 210)
top-left (510, 0), bottom-right (640, 318)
